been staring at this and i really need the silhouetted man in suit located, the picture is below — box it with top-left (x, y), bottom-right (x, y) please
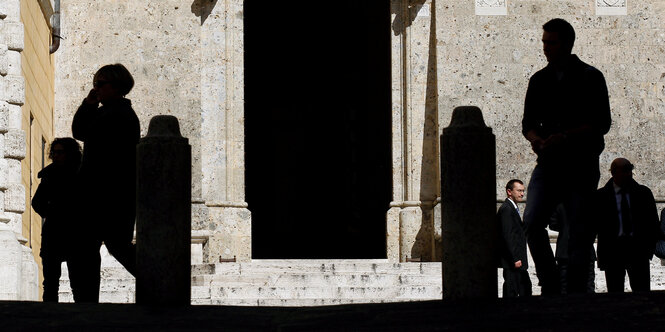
top-left (522, 18), bottom-right (611, 295)
top-left (497, 179), bottom-right (532, 297)
top-left (592, 158), bottom-right (659, 292)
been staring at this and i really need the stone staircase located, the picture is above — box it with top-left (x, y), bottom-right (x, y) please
top-left (57, 253), bottom-right (443, 306)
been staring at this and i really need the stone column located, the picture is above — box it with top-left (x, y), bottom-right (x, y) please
top-left (388, 0), bottom-right (439, 262)
top-left (199, 0), bottom-right (251, 262)
top-left (136, 116), bottom-right (191, 305)
top-left (440, 106), bottom-right (497, 299)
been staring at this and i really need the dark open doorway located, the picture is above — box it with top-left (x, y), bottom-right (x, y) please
top-left (245, 2), bottom-right (391, 259)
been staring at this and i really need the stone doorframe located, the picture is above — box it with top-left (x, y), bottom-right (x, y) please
top-left (196, 0), bottom-right (439, 263)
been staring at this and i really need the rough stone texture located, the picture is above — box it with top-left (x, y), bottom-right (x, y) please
top-left (6, 49), bottom-right (19, 76)
top-left (31, 0), bottom-right (665, 277)
top-left (436, 0), bottom-right (665, 201)
top-left (4, 22), bottom-right (22, 51)
top-left (2, 129), bottom-right (23, 159)
top-left (136, 115), bottom-right (191, 305)
top-left (0, 0), bottom-right (36, 301)
top-left (389, 0), bottom-right (440, 262)
top-left (59, 260), bottom-right (442, 306)
top-left (0, 44), bottom-right (7, 76)
top-left (0, 158), bottom-right (6, 190)
top-left (1, 0), bottom-right (19, 22)
top-left (53, 0), bottom-right (253, 263)
top-left (441, 106), bottom-right (497, 299)
top-left (4, 74), bottom-right (23, 105)
top-left (0, 101), bottom-right (7, 132)
top-left (3, 183), bottom-right (23, 213)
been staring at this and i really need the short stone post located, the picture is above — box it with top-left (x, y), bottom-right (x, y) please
top-left (440, 106), bottom-right (497, 299)
top-left (136, 115), bottom-right (191, 305)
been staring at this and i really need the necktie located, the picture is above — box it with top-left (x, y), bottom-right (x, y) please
top-left (620, 189), bottom-right (632, 236)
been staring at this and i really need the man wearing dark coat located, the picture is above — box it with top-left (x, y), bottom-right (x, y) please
top-left (522, 18), bottom-right (611, 295)
top-left (497, 179), bottom-right (532, 297)
top-left (592, 158), bottom-right (659, 292)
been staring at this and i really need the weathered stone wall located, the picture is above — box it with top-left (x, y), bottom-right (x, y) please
top-left (0, 0), bottom-right (38, 301)
top-left (435, 0), bottom-right (665, 199)
top-left (54, 0), bottom-right (250, 262)
top-left (49, 0), bottom-right (665, 264)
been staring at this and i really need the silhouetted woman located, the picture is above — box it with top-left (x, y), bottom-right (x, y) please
top-left (32, 138), bottom-right (82, 302)
top-left (72, 63), bottom-right (140, 302)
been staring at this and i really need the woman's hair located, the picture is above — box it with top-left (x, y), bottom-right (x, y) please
top-left (49, 137), bottom-right (82, 164)
top-left (94, 63), bottom-right (135, 96)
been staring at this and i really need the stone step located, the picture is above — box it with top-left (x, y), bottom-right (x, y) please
top-left (209, 286), bottom-right (442, 300)
top-left (194, 298), bottom-right (430, 306)
top-left (212, 261), bottom-right (441, 276)
top-left (56, 260), bottom-right (442, 305)
top-left (208, 273), bottom-right (441, 287)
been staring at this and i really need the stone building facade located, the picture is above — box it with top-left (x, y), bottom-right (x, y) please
top-left (1, 0), bottom-right (665, 300)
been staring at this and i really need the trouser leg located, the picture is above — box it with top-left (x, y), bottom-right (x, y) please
top-left (627, 259), bottom-right (650, 292)
top-left (605, 268), bottom-right (626, 293)
top-left (519, 270), bottom-right (532, 296)
top-left (41, 255), bottom-right (62, 302)
top-left (105, 238), bottom-right (136, 276)
top-left (502, 268), bottom-right (519, 298)
top-left (524, 167), bottom-right (559, 295)
top-left (68, 240), bottom-right (101, 303)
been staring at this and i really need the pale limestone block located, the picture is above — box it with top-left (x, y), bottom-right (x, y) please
top-left (3, 129), bottom-right (24, 159)
top-left (399, 206), bottom-right (423, 261)
top-left (5, 21), bottom-right (23, 51)
top-left (1, 0), bottom-right (19, 22)
top-left (0, 220), bottom-right (21, 300)
top-left (6, 211), bottom-right (21, 235)
top-left (19, 244), bottom-right (38, 300)
top-left (7, 103), bottom-right (20, 130)
top-left (386, 206), bottom-right (400, 262)
top-left (0, 2), bottom-right (6, 19)
top-left (6, 49), bottom-right (19, 76)
top-left (3, 183), bottom-right (24, 213)
top-left (0, 158), bottom-right (5, 191)
top-left (0, 44), bottom-right (6, 76)
top-left (205, 206), bottom-right (251, 262)
top-left (0, 190), bottom-right (4, 211)
top-left (4, 74), bottom-right (24, 105)
top-left (433, 201), bottom-right (442, 262)
top-left (0, 101), bottom-right (7, 132)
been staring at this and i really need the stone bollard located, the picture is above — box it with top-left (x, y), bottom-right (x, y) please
top-left (440, 106), bottom-right (497, 299)
top-left (136, 115), bottom-right (191, 305)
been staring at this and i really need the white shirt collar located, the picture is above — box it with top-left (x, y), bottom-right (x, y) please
top-left (508, 198), bottom-right (518, 210)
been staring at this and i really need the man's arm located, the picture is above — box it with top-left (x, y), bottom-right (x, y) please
top-left (71, 90), bottom-right (100, 141)
top-left (499, 205), bottom-right (520, 268)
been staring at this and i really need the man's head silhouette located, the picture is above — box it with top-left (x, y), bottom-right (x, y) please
top-left (542, 18), bottom-right (575, 63)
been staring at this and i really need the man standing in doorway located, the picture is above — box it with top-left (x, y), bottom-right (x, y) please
top-left (522, 18), bottom-right (611, 295)
top-left (497, 179), bottom-right (532, 297)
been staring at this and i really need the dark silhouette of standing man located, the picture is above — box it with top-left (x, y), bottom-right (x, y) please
top-left (592, 158), bottom-right (659, 293)
top-left (72, 64), bottom-right (140, 302)
top-left (522, 19), bottom-right (611, 295)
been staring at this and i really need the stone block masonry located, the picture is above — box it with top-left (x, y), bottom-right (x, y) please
top-left (0, 0), bottom-right (37, 301)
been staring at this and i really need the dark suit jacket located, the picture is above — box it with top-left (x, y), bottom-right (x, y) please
top-left (593, 178), bottom-right (659, 270)
top-left (497, 199), bottom-right (528, 270)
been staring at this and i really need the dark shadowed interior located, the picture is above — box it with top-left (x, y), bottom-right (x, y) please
top-left (245, 2), bottom-right (392, 258)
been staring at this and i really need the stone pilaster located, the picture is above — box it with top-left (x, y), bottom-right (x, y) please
top-left (199, 0), bottom-right (250, 262)
top-left (388, 0), bottom-right (440, 262)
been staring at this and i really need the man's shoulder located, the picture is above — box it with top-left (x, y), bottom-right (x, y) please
top-left (572, 56), bottom-right (605, 77)
top-left (497, 199), bottom-right (515, 215)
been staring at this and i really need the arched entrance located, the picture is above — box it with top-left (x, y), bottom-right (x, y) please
top-left (245, 2), bottom-right (392, 258)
